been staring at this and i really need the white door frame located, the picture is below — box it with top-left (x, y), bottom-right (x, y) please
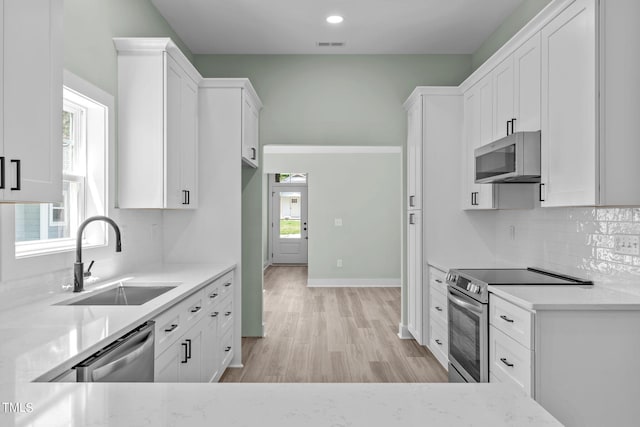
top-left (268, 174), bottom-right (308, 265)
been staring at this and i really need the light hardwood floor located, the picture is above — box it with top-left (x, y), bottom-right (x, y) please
top-left (220, 265), bottom-right (447, 383)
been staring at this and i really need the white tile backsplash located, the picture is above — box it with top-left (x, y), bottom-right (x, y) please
top-left (496, 207), bottom-right (640, 295)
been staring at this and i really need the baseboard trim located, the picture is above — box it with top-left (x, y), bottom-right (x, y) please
top-left (307, 278), bottom-right (401, 287)
top-left (397, 323), bottom-right (413, 339)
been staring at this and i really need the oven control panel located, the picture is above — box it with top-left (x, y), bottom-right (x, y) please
top-left (446, 269), bottom-right (487, 302)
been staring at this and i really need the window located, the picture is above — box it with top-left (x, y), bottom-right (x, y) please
top-left (14, 82), bottom-right (108, 257)
top-left (275, 173), bottom-right (307, 184)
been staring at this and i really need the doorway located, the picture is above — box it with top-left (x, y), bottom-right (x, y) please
top-left (269, 173), bottom-right (308, 264)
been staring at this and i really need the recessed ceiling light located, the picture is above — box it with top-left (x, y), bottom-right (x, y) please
top-left (326, 15), bottom-right (344, 24)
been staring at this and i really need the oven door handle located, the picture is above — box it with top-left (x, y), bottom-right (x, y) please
top-left (448, 290), bottom-right (484, 315)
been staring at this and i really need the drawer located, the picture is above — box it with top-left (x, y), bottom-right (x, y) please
top-left (220, 329), bottom-right (234, 369)
top-left (428, 265), bottom-right (447, 294)
top-left (218, 296), bottom-right (234, 333)
top-left (154, 310), bottom-right (182, 355)
top-left (489, 325), bottom-right (533, 396)
top-left (429, 286), bottom-right (448, 324)
top-left (428, 318), bottom-right (448, 369)
top-left (489, 294), bottom-right (533, 349)
top-left (218, 272), bottom-right (234, 298)
top-left (184, 293), bottom-right (205, 324)
top-left (203, 280), bottom-right (222, 306)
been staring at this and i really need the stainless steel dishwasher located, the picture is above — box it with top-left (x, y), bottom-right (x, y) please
top-left (72, 321), bottom-right (155, 382)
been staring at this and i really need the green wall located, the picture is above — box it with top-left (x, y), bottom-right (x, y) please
top-left (264, 152), bottom-right (401, 282)
top-left (64, 0), bottom-right (192, 95)
top-left (194, 54), bottom-right (471, 335)
top-left (471, 0), bottom-right (552, 71)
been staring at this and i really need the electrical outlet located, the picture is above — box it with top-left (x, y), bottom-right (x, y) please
top-left (334, 218), bottom-right (343, 227)
top-left (614, 235), bottom-right (640, 255)
top-left (337, 259), bottom-right (343, 268)
top-left (509, 225), bottom-right (516, 241)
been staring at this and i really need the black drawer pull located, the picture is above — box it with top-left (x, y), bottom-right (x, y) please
top-left (186, 339), bottom-right (192, 359)
top-left (190, 306), bottom-right (202, 313)
top-left (164, 324), bottom-right (178, 333)
top-left (225, 311), bottom-right (232, 316)
top-left (435, 306), bottom-right (443, 312)
top-left (225, 346), bottom-right (232, 352)
top-left (251, 147), bottom-right (256, 160)
top-left (0, 157), bottom-right (5, 189)
top-left (10, 159), bottom-right (20, 191)
top-left (500, 357), bottom-right (514, 367)
top-left (181, 343), bottom-right (188, 363)
top-left (435, 339), bottom-right (443, 346)
top-left (211, 312), bottom-right (219, 318)
top-left (224, 282), bottom-right (232, 287)
top-left (209, 293), bottom-right (219, 299)
top-left (435, 279), bottom-right (443, 284)
top-left (500, 315), bottom-right (514, 323)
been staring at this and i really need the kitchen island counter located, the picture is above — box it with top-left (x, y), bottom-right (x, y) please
top-left (0, 382), bottom-right (561, 426)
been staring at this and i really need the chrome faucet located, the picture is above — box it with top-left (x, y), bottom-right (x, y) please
top-left (74, 216), bottom-right (122, 292)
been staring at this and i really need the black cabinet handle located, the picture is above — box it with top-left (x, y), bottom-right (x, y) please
top-left (190, 306), bottom-right (202, 313)
top-left (0, 157), bottom-right (5, 189)
top-left (225, 311), bottom-right (232, 316)
top-left (10, 159), bottom-right (20, 191)
top-left (435, 279), bottom-right (443, 284)
top-left (211, 311), bottom-right (219, 318)
top-left (409, 195), bottom-right (415, 207)
top-left (435, 339), bottom-right (442, 346)
top-left (209, 292), bottom-right (219, 299)
top-left (539, 183), bottom-right (545, 202)
top-left (435, 306), bottom-right (443, 312)
top-left (500, 357), bottom-right (514, 367)
top-left (186, 339), bottom-right (192, 359)
top-left (164, 324), bottom-right (178, 333)
top-left (251, 147), bottom-right (256, 160)
top-left (224, 282), bottom-right (232, 287)
top-left (182, 190), bottom-right (188, 205)
top-left (506, 120), bottom-right (510, 136)
top-left (186, 190), bottom-right (190, 205)
top-left (225, 346), bottom-right (232, 352)
top-left (471, 192), bottom-right (478, 206)
top-left (409, 213), bottom-right (415, 225)
top-left (511, 118), bottom-right (516, 134)
top-left (181, 342), bottom-right (188, 363)
top-left (500, 315), bottom-right (514, 323)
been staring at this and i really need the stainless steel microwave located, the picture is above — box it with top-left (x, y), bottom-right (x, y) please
top-left (474, 131), bottom-right (541, 184)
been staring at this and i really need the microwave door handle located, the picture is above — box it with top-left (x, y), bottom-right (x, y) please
top-left (89, 331), bottom-right (154, 382)
top-left (448, 291), bottom-right (483, 315)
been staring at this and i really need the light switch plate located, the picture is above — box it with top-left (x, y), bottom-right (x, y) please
top-left (614, 235), bottom-right (640, 255)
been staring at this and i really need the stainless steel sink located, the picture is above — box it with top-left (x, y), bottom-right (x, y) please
top-left (58, 282), bottom-right (179, 306)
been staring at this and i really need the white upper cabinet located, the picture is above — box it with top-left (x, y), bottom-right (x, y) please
top-left (540, 0), bottom-right (597, 207)
top-left (462, 77), bottom-right (495, 210)
top-left (540, 0), bottom-right (640, 207)
top-left (493, 33), bottom-right (541, 139)
top-left (0, 0), bottom-right (63, 203)
top-left (114, 38), bottom-right (200, 209)
top-left (406, 99), bottom-right (422, 211)
top-left (242, 92), bottom-right (260, 168)
top-left (513, 33), bottom-right (541, 133)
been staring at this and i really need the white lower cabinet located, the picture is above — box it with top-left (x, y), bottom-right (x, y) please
top-left (406, 210), bottom-right (422, 343)
top-left (489, 325), bottom-right (533, 395)
top-left (425, 265), bottom-right (448, 370)
top-left (154, 271), bottom-right (235, 382)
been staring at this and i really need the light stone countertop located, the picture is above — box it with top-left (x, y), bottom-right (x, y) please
top-left (0, 263), bottom-right (235, 384)
top-left (489, 283), bottom-right (640, 310)
top-left (0, 382), bottom-right (561, 427)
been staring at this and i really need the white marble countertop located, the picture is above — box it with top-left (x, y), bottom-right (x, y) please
top-left (0, 382), bottom-right (561, 427)
top-left (0, 263), bottom-right (235, 384)
top-left (489, 284), bottom-right (640, 310)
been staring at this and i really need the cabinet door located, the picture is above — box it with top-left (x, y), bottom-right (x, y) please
top-left (478, 75), bottom-right (494, 147)
top-left (493, 55), bottom-right (515, 140)
top-left (155, 342), bottom-right (181, 382)
top-left (178, 324), bottom-right (203, 382)
top-left (407, 210), bottom-right (422, 344)
top-left (201, 310), bottom-right (219, 382)
top-left (407, 100), bottom-right (422, 210)
top-left (540, 0), bottom-right (597, 206)
top-left (2, 0), bottom-right (62, 202)
top-left (180, 76), bottom-right (198, 209)
top-left (514, 33), bottom-right (541, 132)
top-left (165, 55), bottom-right (198, 209)
top-left (241, 94), bottom-right (259, 168)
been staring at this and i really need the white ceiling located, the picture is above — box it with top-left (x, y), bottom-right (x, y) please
top-left (151, 0), bottom-right (526, 54)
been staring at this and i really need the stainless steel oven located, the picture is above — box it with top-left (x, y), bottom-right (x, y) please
top-left (447, 287), bottom-right (488, 383)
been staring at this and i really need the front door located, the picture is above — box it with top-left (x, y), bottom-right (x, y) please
top-left (271, 185), bottom-right (308, 264)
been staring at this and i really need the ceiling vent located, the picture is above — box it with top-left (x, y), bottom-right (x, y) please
top-left (317, 42), bottom-right (345, 47)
